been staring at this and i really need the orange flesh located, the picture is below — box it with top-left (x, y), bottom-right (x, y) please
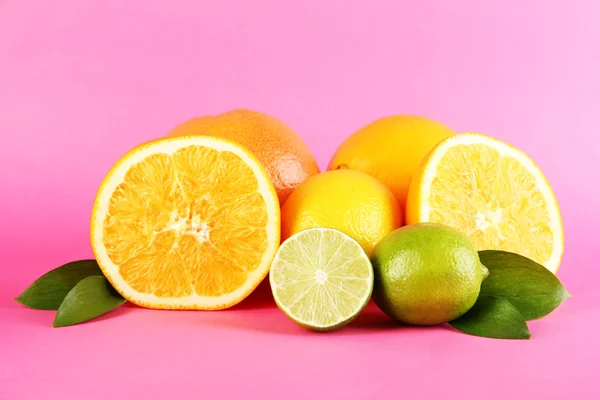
top-left (102, 146), bottom-right (270, 298)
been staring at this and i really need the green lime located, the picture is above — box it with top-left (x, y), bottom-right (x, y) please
top-left (270, 228), bottom-right (374, 331)
top-left (371, 223), bottom-right (488, 325)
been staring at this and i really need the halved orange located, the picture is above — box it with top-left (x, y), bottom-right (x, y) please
top-left (407, 133), bottom-right (564, 273)
top-left (90, 136), bottom-right (280, 309)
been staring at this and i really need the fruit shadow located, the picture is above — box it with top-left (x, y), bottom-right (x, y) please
top-left (220, 281), bottom-right (392, 335)
top-left (351, 306), bottom-right (466, 335)
top-left (212, 298), bottom-right (430, 336)
top-left (228, 279), bottom-right (278, 311)
top-left (91, 302), bottom-right (138, 323)
top-left (351, 304), bottom-right (459, 334)
top-left (349, 303), bottom-right (404, 330)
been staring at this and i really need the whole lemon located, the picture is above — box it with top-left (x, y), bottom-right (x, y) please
top-left (281, 170), bottom-right (402, 255)
top-left (328, 115), bottom-right (455, 210)
top-left (371, 223), bottom-right (488, 325)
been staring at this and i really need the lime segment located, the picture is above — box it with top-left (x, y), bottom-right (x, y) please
top-left (270, 228), bottom-right (374, 331)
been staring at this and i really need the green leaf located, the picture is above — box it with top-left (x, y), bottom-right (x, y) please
top-left (53, 276), bottom-right (126, 328)
top-left (15, 260), bottom-right (103, 310)
top-left (478, 250), bottom-right (570, 320)
top-left (450, 295), bottom-right (531, 339)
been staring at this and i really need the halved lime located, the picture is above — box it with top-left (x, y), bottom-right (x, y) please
top-left (269, 228), bottom-right (374, 331)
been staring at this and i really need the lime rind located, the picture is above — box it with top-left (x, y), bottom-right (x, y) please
top-left (270, 228), bottom-right (374, 331)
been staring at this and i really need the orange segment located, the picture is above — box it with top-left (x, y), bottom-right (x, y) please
top-left (407, 133), bottom-right (563, 273)
top-left (91, 136), bottom-right (280, 310)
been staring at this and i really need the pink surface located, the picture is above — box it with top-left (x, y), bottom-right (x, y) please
top-left (1, 0), bottom-right (599, 399)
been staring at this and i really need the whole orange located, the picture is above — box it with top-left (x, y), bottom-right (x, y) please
top-left (328, 115), bottom-right (455, 211)
top-left (167, 109), bottom-right (320, 204)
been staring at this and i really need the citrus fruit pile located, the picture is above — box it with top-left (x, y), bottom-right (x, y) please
top-left (22, 108), bottom-right (566, 333)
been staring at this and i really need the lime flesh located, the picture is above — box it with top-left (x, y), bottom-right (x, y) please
top-left (270, 228), bottom-right (374, 331)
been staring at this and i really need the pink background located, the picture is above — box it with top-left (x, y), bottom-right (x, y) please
top-left (1, 0), bottom-right (599, 399)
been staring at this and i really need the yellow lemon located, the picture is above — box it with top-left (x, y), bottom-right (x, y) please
top-left (281, 169), bottom-right (402, 255)
top-left (328, 115), bottom-right (455, 210)
top-left (406, 133), bottom-right (564, 273)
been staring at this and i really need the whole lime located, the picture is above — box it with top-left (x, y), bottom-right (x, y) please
top-left (371, 223), bottom-right (488, 325)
